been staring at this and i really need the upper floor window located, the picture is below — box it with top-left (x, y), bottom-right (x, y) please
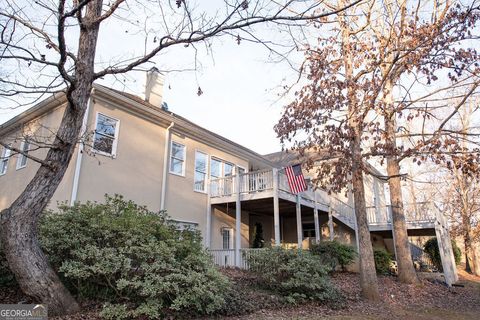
top-left (170, 141), bottom-right (185, 176)
top-left (93, 113), bottom-right (119, 156)
top-left (0, 146), bottom-right (11, 175)
top-left (16, 140), bottom-right (30, 170)
top-left (194, 151), bottom-right (208, 192)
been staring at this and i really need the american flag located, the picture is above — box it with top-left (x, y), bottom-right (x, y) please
top-left (285, 164), bottom-right (307, 194)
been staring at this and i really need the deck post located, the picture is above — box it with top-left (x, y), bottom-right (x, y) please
top-left (273, 168), bottom-right (281, 246)
top-left (328, 200), bottom-right (334, 241)
top-left (205, 178), bottom-right (212, 248)
top-left (313, 190), bottom-right (320, 243)
top-left (296, 194), bottom-right (303, 249)
top-left (388, 205), bottom-right (398, 260)
top-left (435, 209), bottom-right (458, 286)
top-left (235, 173), bottom-right (242, 267)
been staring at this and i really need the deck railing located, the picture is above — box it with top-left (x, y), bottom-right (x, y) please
top-left (209, 248), bottom-right (266, 269)
top-left (209, 168), bottom-right (436, 227)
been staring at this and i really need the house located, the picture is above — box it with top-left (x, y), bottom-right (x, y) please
top-left (0, 69), bottom-right (457, 284)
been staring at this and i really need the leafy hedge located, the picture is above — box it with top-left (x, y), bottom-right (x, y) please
top-left (373, 249), bottom-right (393, 274)
top-left (310, 241), bottom-right (357, 272)
top-left (246, 247), bottom-right (342, 304)
top-left (424, 237), bottom-right (461, 271)
top-left (1, 195), bottom-right (230, 319)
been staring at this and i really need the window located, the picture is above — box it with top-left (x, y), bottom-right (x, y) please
top-left (93, 113), bottom-right (119, 156)
top-left (222, 228), bottom-right (232, 249)
top-left (194, 151), bottom-right (208, 192)
top-left (170, 141), bottom-right (185, 175)
top-left (16, 140), bottom-right (30, 169)
top-left (210, 158), bottom-right (222, 179)
top-left (0, 146), bottom-right (11, 175)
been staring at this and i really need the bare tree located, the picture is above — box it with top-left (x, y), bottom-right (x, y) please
top-left (372, 0), bottom-right (479, 284)
top-left (275, 0), bottom-right (480, 296)
top-left (276, 0), bottom-right (382, 301)
top-left (0, 0), bottom-right (359, 315)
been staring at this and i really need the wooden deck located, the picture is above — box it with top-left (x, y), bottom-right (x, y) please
top-left (209, 169), bottom-right (435, 232)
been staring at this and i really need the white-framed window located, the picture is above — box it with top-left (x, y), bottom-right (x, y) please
top-left (210, 157), bottom-right (222, 179)
top-left (92, 113), bottom-right (120, 156)
top-left (16, 140), bottom-right (30, 170)
top-left (222, 227), bottom-right (233, 249)
top-left (0, 146), bottom-right (11, 175)
top-left (170, 141), bottom-right (186, 176)
top-left (194, 151), bottom-right (208, 192)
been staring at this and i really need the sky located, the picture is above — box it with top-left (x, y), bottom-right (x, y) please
top-left (0, 1), bottom-right (309, 156)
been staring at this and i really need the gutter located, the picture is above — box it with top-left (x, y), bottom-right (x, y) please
top-left (70, 91), bottom-right (93, 205)
top-left (160, 122), bottom-right (174, 211)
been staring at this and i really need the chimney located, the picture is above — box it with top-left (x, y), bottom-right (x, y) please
top-left (145, 67), bottom-right (164, 108)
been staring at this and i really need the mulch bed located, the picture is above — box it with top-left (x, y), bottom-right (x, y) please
top-left (1, 270), bottom-right (479, 319)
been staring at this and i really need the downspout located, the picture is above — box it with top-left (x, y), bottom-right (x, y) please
top-left (160, 122), bottom-right (174, 211)
top-left (70, 92), bottom-right (93, 205)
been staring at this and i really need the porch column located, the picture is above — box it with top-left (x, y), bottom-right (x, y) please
top-left (313, 191), bottom-right (320, 243)
top-left (273, 168), bottom-right (281, 246)
top-left (296, 194), bottom-right (303, 249)
top-left (235, 173), bottom-right (242, 267)
top-left (328, 203), bottom-right (334, 241)
top-left (205, 178), bottom-right (212, 248)
top-left (435, 209), bottom-right (458, 286)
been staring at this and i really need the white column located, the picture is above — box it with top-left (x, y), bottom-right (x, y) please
top-left (328, 204), bottom-right (334, 241)
top-left (273, 168), bottom-right (281, 246)
top-left (314, 191), bottom-right (320, 243)
top-left (296, 194), bottom-right (303, 249)
top-left (235, 173), bottom-right (242, 267)
top-left (435, 209), bottom-right (458, 286)
top-left (205, 178), bottom-right (212, 248)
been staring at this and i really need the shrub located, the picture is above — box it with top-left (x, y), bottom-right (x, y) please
top-left (373, 249), bottom-right (393, 274)
top-left (424, 237), bottom-right (461, 271)
top-left (246, 247), bottom-right (341, 304)
top-left (310, 241), bottom-right (356, 272)
top-left (0, 195), bottom-right (230, 319)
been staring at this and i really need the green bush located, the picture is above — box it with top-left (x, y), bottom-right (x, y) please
top-left (246, 247), bottom-right (341, 304)
top-left (373, 249), bottom-right (393, 274)
top-left (424, 237), bottom-right (461, 271)
top-left (310, 241), bottom-right (356, 272)
top-left (1, 195), bottom-right (230, 319)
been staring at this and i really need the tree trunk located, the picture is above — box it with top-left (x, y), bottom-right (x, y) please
top-left (338, 0), bottom-right (379, 299)
top-left (0, 1), bottom-right (103, 315)
top-left (463, 216), bottom-right (480, 276)
top-left (352, 147), bottom-right (381, 300)
top-left (383, 78), bottom-right (418, 284)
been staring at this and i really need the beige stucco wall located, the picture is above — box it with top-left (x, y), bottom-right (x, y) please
top-left (75, 98), bottom-right (165, 211)
top-left (211, 206), bottom-right (250, 249)
top-left (0, 105), bottom-right (77, 210)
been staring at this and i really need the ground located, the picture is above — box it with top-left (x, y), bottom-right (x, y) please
top-left (1, 268), bottom-right (479, 319)
top-left (228, 268), bottom-right (480, 320)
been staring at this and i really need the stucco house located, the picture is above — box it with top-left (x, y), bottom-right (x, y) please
top-left (0, 69), bottom-right (457, 284)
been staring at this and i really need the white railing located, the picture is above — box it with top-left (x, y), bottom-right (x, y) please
top-left (330, 197), bottom-right (356, 227)
top-left (209, 248), bottom-right (266, 269)
top-left (210, 249), bottom-right (236, 267)
top-left (367, 204), bottom-right (435, 225)
top-left (241, 169), bottom-right (274, 193)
